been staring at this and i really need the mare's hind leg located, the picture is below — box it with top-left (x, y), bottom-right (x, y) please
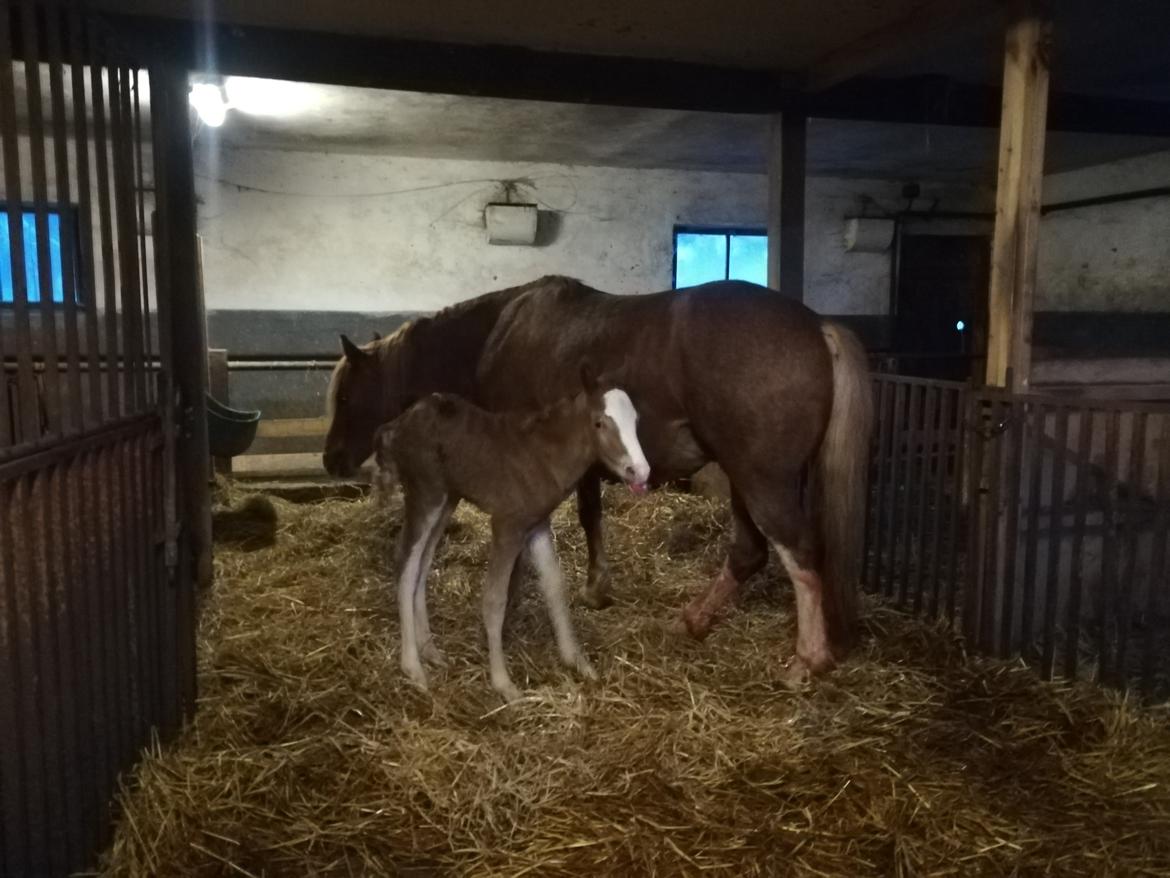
top-left (413, 499), bottom-right (456, 666)
top-left (577, 472), bottom-right (613, 609)
top-left (483, 524), bottom-right (526, 702)
top-left (738, 479), bottom-right (834, 682)
top-left (397, 490), bottom-right (447, 691)
top-left (527, 523), bottom-right (597, 681)
top-left (674, 488), bottom-right (770, 639)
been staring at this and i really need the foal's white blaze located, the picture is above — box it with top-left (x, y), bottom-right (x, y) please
top-left (602, 389), bottom-right (651, 492)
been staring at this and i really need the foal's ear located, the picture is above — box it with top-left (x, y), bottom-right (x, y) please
top-left (340, 334), bottom-right (368, 364)
top-left (371, 331), bottom-right (382, 342)
top-left (580, 362), bottom-right (600, 395)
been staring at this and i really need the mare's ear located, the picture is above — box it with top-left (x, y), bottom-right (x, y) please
top-left (580, 362), bottom-right (600, 395)
top-left (340, 334), bottom-right (368, 364)
top-left (371, 331), bottom-right (382, 342)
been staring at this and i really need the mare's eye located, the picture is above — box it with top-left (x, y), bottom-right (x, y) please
top-left (594, 420), bottom-right (603, 429)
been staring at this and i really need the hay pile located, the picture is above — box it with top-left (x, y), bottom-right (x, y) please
top-left (101, 485), bottom-right (1170, 876)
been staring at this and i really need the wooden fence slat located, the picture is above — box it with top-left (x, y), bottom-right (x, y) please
top-left (1141, 417), bottom-right (1170, 694)
top-left (1040, 405), bottom-right (1071, 678)
top-left (1098, 410), bottom-right (1121, 684)
top-left (997, 398), bottom-right (1025, 657)
top-left (1114, 410), bottom-right (1148, 686)
top-left (910, 384), bottom-right (938, 613)
top-left (1018, 402), bottom-right (1046, 661)
top-left (1063, 407), bottom-right (1094, 681)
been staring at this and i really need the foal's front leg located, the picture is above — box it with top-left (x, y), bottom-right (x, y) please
top-left (577, 472), bottom-right (612, 609)
top-left (483, 525), bottom-right (525, 702)
top-left (528, 523), bottom-right (597, 681)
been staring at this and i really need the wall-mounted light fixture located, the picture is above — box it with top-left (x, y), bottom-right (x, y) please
top-left (189, 81), bottom-right (229, 128)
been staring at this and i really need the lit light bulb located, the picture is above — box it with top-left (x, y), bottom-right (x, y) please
top-left (189, 82), bottom-right (228, 128)
top-left (955, 320), bottom-right (966, 332)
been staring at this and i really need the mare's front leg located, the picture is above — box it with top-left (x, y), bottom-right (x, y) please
top-left (527, 523), bottom-right (597, 681)
top-left (483, 524), bottom-right (526, 702)
top-left (577, 471), bottom-right (613, 609)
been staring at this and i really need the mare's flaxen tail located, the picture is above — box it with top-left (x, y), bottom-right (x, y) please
top-left (815, 322), bottom-right (874, 653)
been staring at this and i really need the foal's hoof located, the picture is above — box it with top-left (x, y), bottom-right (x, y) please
top-left (781, 657), bottom-right (811, 687)
top-left (494, 681), bottom-right (524, 703)
top-left (574, 655), bottom-right (599, 681)
top-left (580, 587), bottom-right (613, 610)
top-left (669, 606), bottom-right (712, 641)
top-left (402, 664), bottom-right (430, 692)
top-left (421, 642), bottom-right (449, 668)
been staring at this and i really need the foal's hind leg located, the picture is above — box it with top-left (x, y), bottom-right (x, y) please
top-left (674, 488), bottom-right (769, 639)
top-left (483, 524), bottom-right (526, 702)
top-left (577, 472), bottom-right (613, 609)
top-left (397, 492), bottom-right (447, 691)
top-left (528, 523), bottom-right (597, 681)
top-left (413, 499), bottom-right (455, 667)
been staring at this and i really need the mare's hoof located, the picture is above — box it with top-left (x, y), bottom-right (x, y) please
top-left (668, 607), bottom-right (712, 641)
top-left (781, 657), bottom-right (811, 687)
top-left (580, 588), bottom-right (613, 610)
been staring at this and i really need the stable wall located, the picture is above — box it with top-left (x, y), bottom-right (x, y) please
top-left (193, 142), bottom-right (983, 319)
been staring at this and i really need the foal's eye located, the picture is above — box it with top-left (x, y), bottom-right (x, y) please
top-left (594, 420), bottom-right (603, 429)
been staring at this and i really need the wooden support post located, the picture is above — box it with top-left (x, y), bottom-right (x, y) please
top-left (153, 66), bottom-right (213, 590)
top-left (207, 348), bottom-right (231, 475)
top-left (767, 112), bottom-right (807, 300)
top-left (986, 4), bottom-right (1051, 390)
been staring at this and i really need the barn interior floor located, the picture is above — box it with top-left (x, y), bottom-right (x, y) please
top-left (100, 484), bottom-right (1170, 876)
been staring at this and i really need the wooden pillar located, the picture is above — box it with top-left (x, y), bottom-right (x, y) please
top-left (985, 3), bottom-right (1051, 389)
top-left (767, 112), bottom-right (807, 299)
top-left (153, 66), bottom-right (213, 590)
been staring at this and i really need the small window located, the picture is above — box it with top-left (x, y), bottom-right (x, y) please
top-left (0, 205), bottom-right (80, 305)
top-left (673, 226), bottom-right (768, 289)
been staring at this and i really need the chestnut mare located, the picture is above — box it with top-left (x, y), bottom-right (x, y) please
top-left (324, 276), bottom-right (872, 680)
top-left (374, 369), bottom-right (650, 701)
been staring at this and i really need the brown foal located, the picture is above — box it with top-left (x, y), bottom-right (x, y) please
top-left (375, 368), bottom-right (649, 701)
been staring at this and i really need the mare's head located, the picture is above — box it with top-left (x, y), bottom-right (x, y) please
top-left (323, 332), bottom-right (397, 477)
top-left (582, 365), bottom-right (651, 494)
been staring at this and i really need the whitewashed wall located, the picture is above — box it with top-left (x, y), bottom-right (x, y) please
top-left (194, 143), bottom-right (985, 316)
top-left (1039, 149), bottom-right (1170, 311)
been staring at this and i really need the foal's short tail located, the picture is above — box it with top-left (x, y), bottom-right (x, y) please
top-left (370, 421), bottom-right (400, 506)
top-left (815, 322), bottom-right (874, 653)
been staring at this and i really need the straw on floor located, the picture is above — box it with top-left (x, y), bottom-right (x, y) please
top-left (100, 483), bottom-right (1170, 876)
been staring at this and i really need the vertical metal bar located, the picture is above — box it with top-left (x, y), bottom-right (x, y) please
top-left (997, 399), bottom-right (1025, 657)
top-left (0, 3), bottom-right (39, 442)
top-left (120, 436), bottom-right (144, 741)
top-left (946, 387), bottom-right (970, 626)
top-left (43, 1), bottom-right (84, 435)
top-left (882, 381), bottom-right (906, 599)
top-left (977, 400), bottom-right (1006, 654)
top-left (1098, 409), bottom-right (1121, 685)
top-left (1114, 410), bottom-right (1148, 688)
top-left (926, 387), bottom-right (953, 617)
top-left (910, 384), bottom-right (939, 613)
top-left (1018, 402), bottom-right (1047, 662)
top-left (110, 63), bottom-right (145, 412)
top-left (81, 446), bottom-right (114, 813)
top-left (67, 7), bottom-right (103, 426)
top-left (1064, 407), bottom-right (1094, 681)
top-left (130, 431), bottom-right (154, 732)
top-left (132, 69), bottom-right (154, 404)
top-left (1040, 405), bottom-right (1071, 679)
top-left (866, 378), bottom-right (892, 590)
top-left (1141, 415), bottom-right (1170, 695)
top-left (896, 384), bottom-right (922, 608)
top-left (0, 477), bottom-right (30, 875)
top-left (88, 36), bottom-right (121, 417)
top-left (962, 395), bottom-right (986, 643)
top-left (109, 438), bottom-right (134, 760)
top-left (21, 0), bottom-right (64, 437)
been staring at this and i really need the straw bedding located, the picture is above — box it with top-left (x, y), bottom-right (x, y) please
top-left (100, 483), bottom-right (1170, 876)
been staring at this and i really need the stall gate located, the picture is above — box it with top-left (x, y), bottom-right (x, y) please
top-left (866, 373), bottom-right (1170, 700)
top-left (0, 2), bottom-right (198, 875)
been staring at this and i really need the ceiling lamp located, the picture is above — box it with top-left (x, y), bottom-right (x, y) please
top-left (189, 82), bottom-right (228, 128)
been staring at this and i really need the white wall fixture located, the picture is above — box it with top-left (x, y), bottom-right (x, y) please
top-left (189, 82), bottom-right (228, 127)
top-left (843, 217), bottom-right (895, 253)
top-left (485, 202), bottom-right (539, 245)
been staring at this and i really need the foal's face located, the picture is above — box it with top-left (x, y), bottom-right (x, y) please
top-left (592, 389), bottom-right (651, 494)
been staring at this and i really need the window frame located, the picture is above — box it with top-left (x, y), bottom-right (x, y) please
top-left (0, 201), bottom-right (85, 308)
top-left (671, 224), bottom-right (768, 288)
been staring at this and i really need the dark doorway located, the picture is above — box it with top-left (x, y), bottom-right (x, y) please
top-left (893, 233), bottom-right (990, 381)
